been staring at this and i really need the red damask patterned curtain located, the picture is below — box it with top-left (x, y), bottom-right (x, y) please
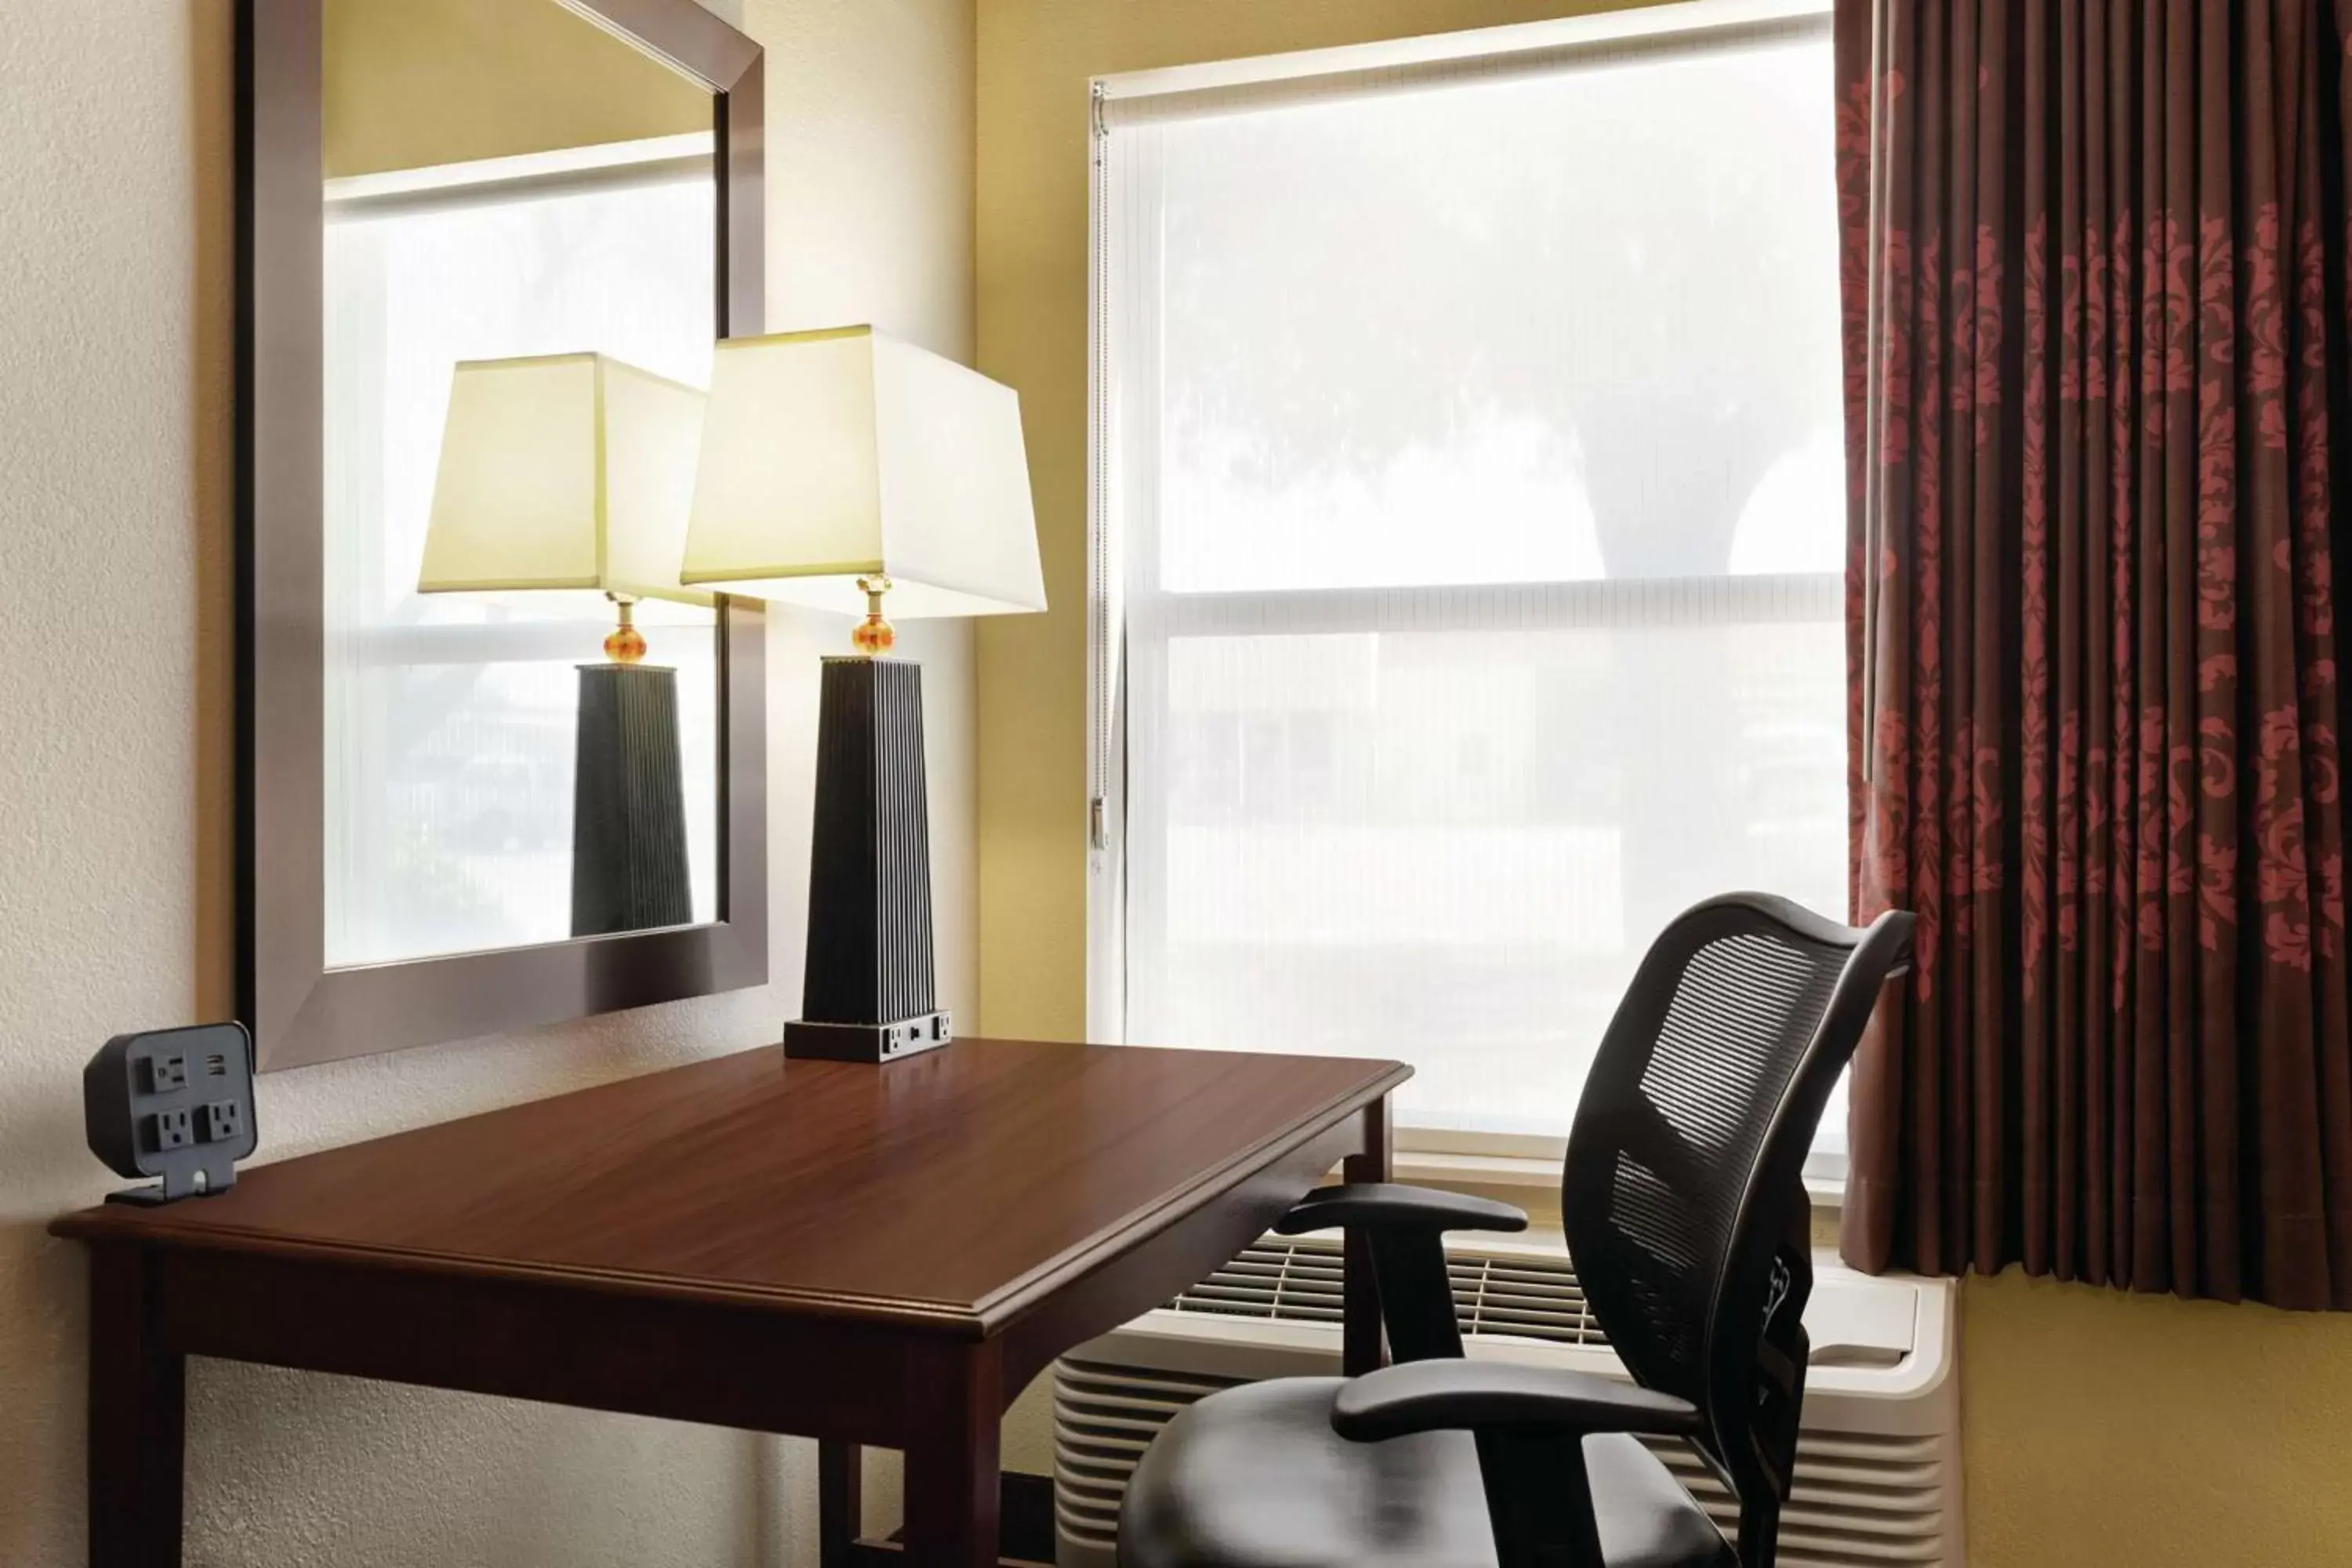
top-left (1838, 0), bottom-right (2352, 1308)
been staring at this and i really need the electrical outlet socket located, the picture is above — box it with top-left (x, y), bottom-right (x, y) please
top-left (151, 1108), bottom-right (193, 1152)
top-left (150, 1053), bottom-right (187, 1094)
top-left (201, 1101), bottom-right (245, 1143)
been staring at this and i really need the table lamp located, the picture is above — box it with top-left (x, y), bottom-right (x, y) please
top-left (681, 325), bottom-right (1044, 1062)
top-left (420, 351), bottom-right (711, 938)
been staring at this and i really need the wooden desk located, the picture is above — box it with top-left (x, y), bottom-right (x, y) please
top-left (52, 1037), bottom-right (1406, 1568)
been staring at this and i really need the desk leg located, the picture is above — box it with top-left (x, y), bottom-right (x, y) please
top-left (87, 1244), bottom-right (183, 1568)
top-left (818, 1440), bottom-right (861, 1568)
top-left (1341, 1095), bottom-right (1392, 1377)
top-left (902, 1341), bottom-right (1003, 1568)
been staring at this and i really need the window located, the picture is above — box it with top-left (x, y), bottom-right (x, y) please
top-left (1089, 4), bottom-right (1849, 1163)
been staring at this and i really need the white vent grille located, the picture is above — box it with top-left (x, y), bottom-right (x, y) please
top-left (1167, 1236), bottom-right (1604, 1346)
top-left (1054, 1356), bottom-right (1249, 1550)
top-left (1651, 1432), bottom-right (1953, 1565)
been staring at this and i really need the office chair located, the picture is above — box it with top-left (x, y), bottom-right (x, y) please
top-left (1120, 892), bottom-right (1916, 1568)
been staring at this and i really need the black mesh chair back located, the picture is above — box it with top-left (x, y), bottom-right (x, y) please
top-left (1560, 893), bottom-right (1913, 1566)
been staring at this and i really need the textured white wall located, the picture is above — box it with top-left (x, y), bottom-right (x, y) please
top-left (0, 1), bottom-right (975, 1563)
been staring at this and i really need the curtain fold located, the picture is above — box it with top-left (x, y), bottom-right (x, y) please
top-left (1838, 0), bottom-right (2352, 1308)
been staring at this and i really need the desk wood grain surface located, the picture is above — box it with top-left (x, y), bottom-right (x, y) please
top-left (53, 1037), bottom-right (1408, 1336)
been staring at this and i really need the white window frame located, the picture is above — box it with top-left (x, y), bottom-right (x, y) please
top-left (1083, 0), bottom-right (1845, 1185)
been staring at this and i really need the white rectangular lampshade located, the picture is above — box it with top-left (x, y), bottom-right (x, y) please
top-left (419, 352), bottom-right (710, 604)
top-left (679, 325), bottom-right (1046, 619)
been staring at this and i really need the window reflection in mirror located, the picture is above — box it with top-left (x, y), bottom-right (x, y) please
top-left (321, 0), bottom-right (720, 967)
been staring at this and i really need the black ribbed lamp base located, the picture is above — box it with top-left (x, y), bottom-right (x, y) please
top-left (784, 656), bottom-right (947, 1065)
top-left (572, 663), bottom-right (692, 938)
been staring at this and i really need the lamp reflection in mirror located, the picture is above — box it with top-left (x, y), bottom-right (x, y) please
top-left (419, 351), bottom-right (711, 938)
top-left (681, 325), bottom-right (1045, 1062)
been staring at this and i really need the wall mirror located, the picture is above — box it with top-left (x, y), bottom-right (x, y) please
top-left (241, 0), bottom-right (768, 1071)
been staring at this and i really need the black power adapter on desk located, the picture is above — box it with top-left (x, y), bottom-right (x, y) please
top-left (83, 1022), bottom-right (259, 1204)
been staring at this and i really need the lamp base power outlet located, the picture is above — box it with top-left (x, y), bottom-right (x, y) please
top-left (784, 1011), bottom-right (953, 1065)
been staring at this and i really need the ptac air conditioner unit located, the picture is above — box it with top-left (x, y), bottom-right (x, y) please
top-left (1053, 1234), bottom-right (1962, 1568)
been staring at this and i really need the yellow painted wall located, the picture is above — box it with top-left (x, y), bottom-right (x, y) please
top-left (971, 3), bottom-right (2352, 1560)
top-left (324, 0), bottom-right (713, 178)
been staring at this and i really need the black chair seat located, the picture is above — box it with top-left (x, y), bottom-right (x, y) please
top-left (1120, 1377), bottom-right (1734, 1568)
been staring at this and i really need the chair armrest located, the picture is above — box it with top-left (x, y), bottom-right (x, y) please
top-left (1335, 1363), bottom-right (1706, 1568)
top-left (1273, 1182), bottom-right (1529, 1236)
top-left (1330, 1359), bottom-right (1701, 1443)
